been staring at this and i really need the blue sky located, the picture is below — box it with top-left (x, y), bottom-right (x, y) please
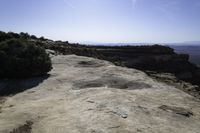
top-left (0, 0), bottom-right (200, 43)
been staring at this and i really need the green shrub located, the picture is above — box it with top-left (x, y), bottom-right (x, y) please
top-left (0, 39), bottom-right (52, 78)
top-left (0, 31), bottom-right (13, 42)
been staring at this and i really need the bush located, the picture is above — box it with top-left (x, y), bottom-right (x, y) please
top-left (0, 39), bottom-right (52, 78)
top-left (0, 31), bottom-right (13, 42)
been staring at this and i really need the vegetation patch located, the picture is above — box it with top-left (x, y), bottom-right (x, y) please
top-left (0, 39), bottom-right (52, 78)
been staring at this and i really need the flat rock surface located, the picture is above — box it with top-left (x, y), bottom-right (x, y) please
top-left (0, 55), bottom-right (200, 133)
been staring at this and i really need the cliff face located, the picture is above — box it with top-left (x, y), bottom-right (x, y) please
top-left (0, 55), bottom-right (200, 133)
top-left (78, 45), bottom-right (200, 86)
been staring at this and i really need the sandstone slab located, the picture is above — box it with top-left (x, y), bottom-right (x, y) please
top-left (0, 55), bottom-right (200, 133)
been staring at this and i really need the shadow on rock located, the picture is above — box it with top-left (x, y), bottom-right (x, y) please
top-left (10, 121), bottom-right (33, 133)
top-left (76, 60), bottom-right (105, 68)
top-left (73, 75), bottom-right (151, 90)
top-left (159, 105), bottom-right (193, 117)
top-left (0, 75), bottom-right (49, 96)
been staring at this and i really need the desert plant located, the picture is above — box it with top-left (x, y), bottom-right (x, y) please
top-left (19, 32), bottom-right (30, 39)
top-left (0, 31), bottom-right (13, 42)
top-left (0, 39), bottom-right (52, 78)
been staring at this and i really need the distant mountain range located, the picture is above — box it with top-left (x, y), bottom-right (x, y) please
top-left (183, 41), bottom-right (200, 44)
top-left (83, 42), bottom-right (200, 46)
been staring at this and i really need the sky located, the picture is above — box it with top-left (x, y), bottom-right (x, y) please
top-left (0, 0), bottom-right (200, 43)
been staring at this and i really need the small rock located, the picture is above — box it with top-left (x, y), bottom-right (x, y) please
top-left (109, 108), bottom-right (128, 119)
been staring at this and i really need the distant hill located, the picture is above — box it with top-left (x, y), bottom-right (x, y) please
top-left (183, 41), bottom-right (200, 45)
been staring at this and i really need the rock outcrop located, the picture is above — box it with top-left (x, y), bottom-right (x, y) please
top-left (0, 55), bottom-right (200, 133)
top-left (86, 45), bottom-right (200, 86)
top-left (40, 42), bottom-right (200, 86)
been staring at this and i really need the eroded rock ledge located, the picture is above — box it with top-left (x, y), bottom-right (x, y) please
top-left (40, 42), bottom-right (200, 87)
top-left (0, 55), bottom-right (200, 133)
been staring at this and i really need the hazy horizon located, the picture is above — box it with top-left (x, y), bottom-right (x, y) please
top-left (1, 0), bottom-right (200, 43)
